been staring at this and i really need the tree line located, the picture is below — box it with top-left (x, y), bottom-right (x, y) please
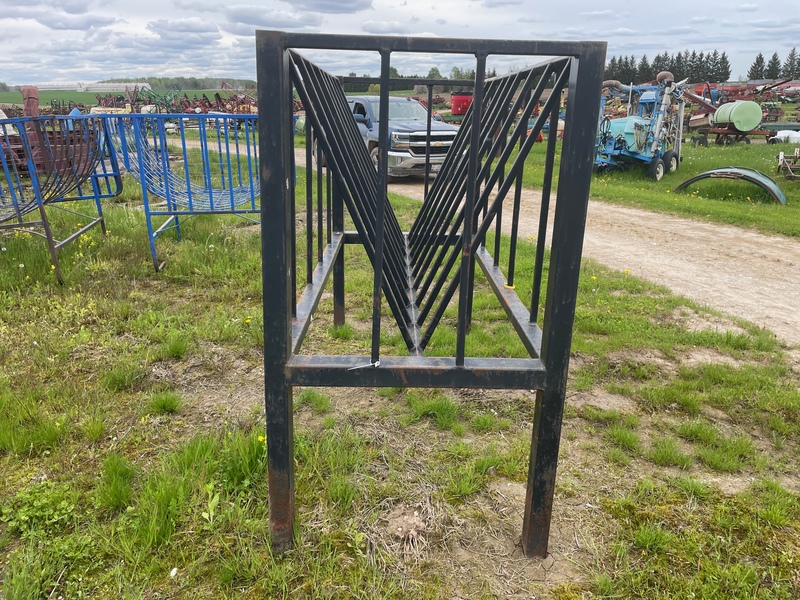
top-left (604, 50), bottom-right (732, 84)
top-left (605, 48), bottom-right (800, 84)
top-left (747, 49), bottom-right (799, 80)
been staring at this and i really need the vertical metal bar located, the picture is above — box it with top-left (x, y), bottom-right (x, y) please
top-left (522, 46), bottom-right (605, 558)
top-left (305, 123), bottom-right (313, 284)
top-left (332, 178), bottom-right (345, 327)
top-left (456, 54), bottom-right (486, 365)
top-left (370, 48), bottom-right (392, 364)
top-left (256, 30), bottom-right (296, 553)
top-left (531, 95), bottom-right (561, 322)
top-left (506, 91), bottom-right (529, 288)
top-left (424, 84), bottom-right (433, 199)
top-left (326, 164), bottom-right (332, 244)
top-left (317, 142), bottom-right (323, 262)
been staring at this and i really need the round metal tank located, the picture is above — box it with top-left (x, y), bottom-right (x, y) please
top-left (711, 100), bottom-right (762, 132)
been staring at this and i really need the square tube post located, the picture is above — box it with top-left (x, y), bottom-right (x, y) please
top-left (256, 30), bottom-right (296, 551)
top-left (522, 47), bottom-right (605, 557)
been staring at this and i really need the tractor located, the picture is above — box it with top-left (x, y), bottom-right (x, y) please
top-left (594, 71), bottom-right (686, 180)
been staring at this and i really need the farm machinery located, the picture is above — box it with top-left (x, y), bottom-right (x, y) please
top-left (594, 71), bottom-right (686, 180)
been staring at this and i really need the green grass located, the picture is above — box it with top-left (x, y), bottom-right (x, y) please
top-left (588, 141), bottom-right (800, 238)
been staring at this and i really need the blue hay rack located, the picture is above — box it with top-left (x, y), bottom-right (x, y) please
top-left (107, 113), bottom-right (260, 270)
top-left (0, 114), bottom-right (122, 283)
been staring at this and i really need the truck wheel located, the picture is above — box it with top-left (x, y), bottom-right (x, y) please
top-left (647, 158), bottom-right (665, 181)
top-left (312, 139), bottom-right (327, 168)
top-left (371, 147), bottom-right (400, 183)
top-left (370, 146), bottom-right (380, 171)
top-left (661, 150), bottom-right (679, 173)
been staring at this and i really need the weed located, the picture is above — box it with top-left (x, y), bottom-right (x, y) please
top-left (296, 388), bottom-right (331, 414)
top-left (632, 523), bottom-right (673, 552)
top-left (0, 481), bottom-right (77, 538)
top-left (605, 425), bottom-right (640, 453)
top-left (406, 391), bottom-right (460, 430)
top-left (147, 390), bottom-right (183, 414)
top-left (159, 330), bottom-right (190, 359)
top-left (96, 452), bottom-right (136, 512)
top-left (647, 436), bottom-right (693, 468)
top-left (220, 429), bottom-right (267, 492)
top-left (102, 359), bottom-right (147, 392)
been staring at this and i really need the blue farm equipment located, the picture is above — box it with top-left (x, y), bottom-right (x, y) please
top-left (595, 71), bottom-right (686, 180)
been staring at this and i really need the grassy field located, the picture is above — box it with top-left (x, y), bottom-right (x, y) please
top-left (516, 135), bottom-right (800, 239)
top-left (1, 137), bottom-right (799, 598)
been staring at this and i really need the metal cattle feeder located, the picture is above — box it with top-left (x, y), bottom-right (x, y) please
top-left (256, 30), bottom-right (606, 558)
top-left (0, 114), bottom-right (122, 282)
top-left (106, 113), bottom-right (260, 271)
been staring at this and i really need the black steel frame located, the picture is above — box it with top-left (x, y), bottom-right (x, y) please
top-left (257, 30), bottom-right (605, 557)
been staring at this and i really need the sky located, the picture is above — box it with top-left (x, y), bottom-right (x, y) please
top-left (0, 0), bottom-right (798, 87)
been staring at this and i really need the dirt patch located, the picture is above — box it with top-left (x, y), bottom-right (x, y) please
top-left (669, 306), bottom-right (749, 337)
top-left (568, 389), bottom-right (638, 413)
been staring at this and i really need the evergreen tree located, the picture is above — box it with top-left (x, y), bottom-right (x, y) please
top-left (673, 52), bottom-right (685, 81)
top-left (426, 67), bottom-right (442, 79)
top-left (688, 50), bottom-right (700, 81)
top-left (707, 50), bottom-right (720, 82)
top-left (637, 55), bottom-right (653, 82)
top-left (748, 53), bottom-right (766, 79)
top-left (652, 51), bottom-right (671, 75)
top-left (605, 56), bottom-right (619, 80)
top-left (765, 52), bottom-right (782, 79)
top-left (782, 48), bottom-right (799, 79)
top-left (717, 52), bottom-right (731, 82)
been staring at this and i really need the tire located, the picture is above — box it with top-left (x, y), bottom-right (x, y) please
top-left (312, 138), bottom-right (327, 168)
top-left (692, 135), bottom-right (708, 147)
top-left (742, 136), bottom-right (751, 144)
top-left (647, 158), bottom-right (665, 181)
top-left (370, 146), bottom-right (399, 182)
top-left (370, 146), bottom-right (380, 171)
top-left (661, 150), bottom-right (679, 173)
top-left (720, 135), bottom-right (734, 146)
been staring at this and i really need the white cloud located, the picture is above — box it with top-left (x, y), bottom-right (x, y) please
top-left (362, 20), bottom-right (409, 34)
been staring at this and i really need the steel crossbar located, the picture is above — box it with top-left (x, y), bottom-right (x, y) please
top-left (257, 30), bottom-right (606, 558)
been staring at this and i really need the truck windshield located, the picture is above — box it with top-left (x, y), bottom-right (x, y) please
top-left (368, 100), bottom-right (429, 121)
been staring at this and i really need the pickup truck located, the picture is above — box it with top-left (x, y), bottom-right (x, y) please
top-left (346, 95), bottom-right (459, 178)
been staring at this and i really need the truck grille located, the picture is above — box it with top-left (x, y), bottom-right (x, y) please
top-left (408, 131), bottom-right (456, 157)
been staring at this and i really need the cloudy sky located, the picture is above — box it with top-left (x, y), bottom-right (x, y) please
top-left (0, 0), bottom-right (797, 86)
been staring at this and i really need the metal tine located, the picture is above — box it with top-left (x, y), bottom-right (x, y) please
top-left (407, 107), bottom-right (475, 253)
top-left (305, 64), bottom-right (413, 313)
top-left (297, 56), bottom-right (410, 290)
top-left (305, 113), bottom-right (314, 284)
top-left (295, 71), bottom-right (415, 343)
top-left (290, 55), bottom-right (416, 345)
top-left (417, 61), bottom-right (564, 331)
top-left (505, 87), bottom-right (531, 287)
top-left (412, 68), bottom-right (541, 304)
top-left (317, 139), bottom-right (324, 262)
top-left (531, 93), bottom-right (561, 322)
top-left (466, 63), bottom-right (570, 256)
top-left (410, 73), bottom-right (520, 276)
top-left (295, 57), bottom-right (407, 274)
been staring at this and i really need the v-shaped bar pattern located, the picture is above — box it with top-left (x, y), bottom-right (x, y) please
top-left (292, 51), bottom-right (570, 358)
